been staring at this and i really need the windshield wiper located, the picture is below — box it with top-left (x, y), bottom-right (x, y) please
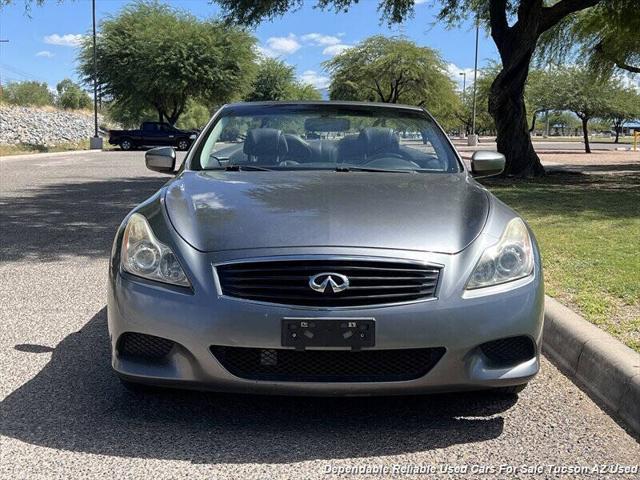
top-left (335, 166), bottom-right (413, 174)
top-left (224, 165), bottom-right (272, 172)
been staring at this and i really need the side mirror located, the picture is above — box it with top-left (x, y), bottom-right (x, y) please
top-left (145, 147), bottom-right (176, 174)
top-left (471, 151), bottom-right (505, 178)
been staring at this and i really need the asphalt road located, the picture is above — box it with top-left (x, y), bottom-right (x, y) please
top-left (1, 151), bottom-right (638, 479)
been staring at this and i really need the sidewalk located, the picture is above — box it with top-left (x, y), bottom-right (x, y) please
top-left (0, 149), bottom-right (92, 163)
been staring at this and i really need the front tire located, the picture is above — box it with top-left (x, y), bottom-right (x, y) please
top-left (176, 139), bottom-right (190, 151)
top-left (120, 138), bottom-right (133, 151)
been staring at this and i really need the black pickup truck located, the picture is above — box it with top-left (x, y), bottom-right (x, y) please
top-left (108, 122), bottom-right (198, 151)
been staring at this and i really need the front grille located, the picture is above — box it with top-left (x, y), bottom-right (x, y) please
top-left (215, 258), bottom-right (441, 307)
top-left (210, 346), bottom-right (446, 382)
top-left (480, 336), bottom-right (536, 367)
top-left (118, 332), bottom-right (175, 361)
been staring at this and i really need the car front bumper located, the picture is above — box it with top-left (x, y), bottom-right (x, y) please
top-left (107, 244), bottom-right (544, 396)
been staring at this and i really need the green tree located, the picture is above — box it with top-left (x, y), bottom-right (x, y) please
top-left (539, 0), bottom-right (640, 75)
top-left (287, 82), bottom-right (323, 101)
top-left (78, 1), bottom-right (257, 126)
top-left (0, 81), bottom-right (53, 106)
top-left (324, 36), bottom-right (454, 104)
top-left (605, 85), bottom-right (640, 143)
top-left (245, 58), bottom-right (322, 101)
top-left (218, 0), bottom-right (615, 177)
top-left (525, 69), bottom-right (556, 134)
top-left (56, 78), bottom-right (92, 110)
top-left (549, 67), bottom-right (613, 153)
top-left (323, 36), bottom-right (459, 128)
top-left (176, 100), bottom-right (211, 130)
top-left (245, 58), bottom-right (296, 101)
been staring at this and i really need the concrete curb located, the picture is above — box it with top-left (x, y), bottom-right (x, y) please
top-left (543, 296), bottom-right (640, 435)
top-left (0, 149), bottom-right (93, 163)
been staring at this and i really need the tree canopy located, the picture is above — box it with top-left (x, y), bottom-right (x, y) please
top-left (78, 1), bottom-right (258, 125)
top-left (245, 58), bottom-right (322, 102)
top-left (0, 81), bottom-right (53, 106)
top-left (324, 36), bottom-right (459, 128)
top-left (545, 67), bottom-right (614, 153)
top-left (56, 79), bottom-right (92, 110)
top-left (538, 0), bottom-right (640, 75)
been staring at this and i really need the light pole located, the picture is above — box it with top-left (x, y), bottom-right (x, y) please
top-left (468, 14), bottom-right (480, 146)
top-left (89, 0), bottom-right (103, 149)
top-left (459, 72), bottom-right (466, 137)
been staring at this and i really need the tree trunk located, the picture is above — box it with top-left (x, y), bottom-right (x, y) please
top-left (489, 53), bottom-right (545, 177)
top-left (529, 110), bottom-right (538, 133)
top-left (614, 122), bottom-right (621, 143)
top-left (580, 116), bottom-right (591, 153)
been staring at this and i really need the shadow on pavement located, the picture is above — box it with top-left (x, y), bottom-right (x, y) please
top-left (0, 177), bottom-right (167, 262)
top-left (1, 308), bottom-right (514, 464)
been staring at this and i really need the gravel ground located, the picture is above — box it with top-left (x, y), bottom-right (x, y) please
top-left (1, 151), bottom-right (638, 479)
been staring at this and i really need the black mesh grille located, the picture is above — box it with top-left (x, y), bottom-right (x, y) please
top-left (210, 346), bottom-right (446, 382)
top-left (118, 332), bottom-right (175, 361)
top-left (215, 259), bottom-right (441, 307)
top-left (480, 336), bottom-right (535, 366)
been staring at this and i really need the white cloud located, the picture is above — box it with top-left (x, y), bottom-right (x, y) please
top-left (299, 70), bottom-right (330, 90)
top-left (264, 34), bottom-right (301, 55)
top-left (35, 50), bottom-right (54, 58)
top-left (446, 63), bottom-right (477, 89)
top-left (301, 33), bottom-right (342, 46)
top-left (415, 0), bottom-right (428, 4)
top-left (43, 33), bottom-right (84, 47)
top-left (322, 44), bottom-right (352, 56)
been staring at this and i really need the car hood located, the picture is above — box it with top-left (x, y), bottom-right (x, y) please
top-left (164, 170), bottom-right (489, 254)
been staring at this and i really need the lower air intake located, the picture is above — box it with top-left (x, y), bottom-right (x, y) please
top-left (210, 346), bottom-right (445, 382)
top-left (118, 332), bottom-right (175, 361)
top-left (480, 336), bottom-right (536, 367)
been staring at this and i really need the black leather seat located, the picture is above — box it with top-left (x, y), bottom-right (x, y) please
top-left (358, 127), bottom-right (400, 160)
top-left (283, 134), bottom-right (312, 163)
top-left (243, 128), bottom-right (288, 164)
top-left (336, 135), bottom-right (364, 164)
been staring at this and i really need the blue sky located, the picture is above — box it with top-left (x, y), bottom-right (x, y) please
top-left (0, 0), bottom-right (498, 92)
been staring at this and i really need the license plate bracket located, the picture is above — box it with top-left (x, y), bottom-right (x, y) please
top-left (282, 318), bottom-right (375, 350)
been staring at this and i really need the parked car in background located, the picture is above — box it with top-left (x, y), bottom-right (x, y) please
top-left (108, 122), bottom-right (197, 151)
top-left (108, 101), bottom-right (543, 397)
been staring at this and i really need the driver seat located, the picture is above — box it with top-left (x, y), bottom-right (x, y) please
top-left (358, 127), bottom-right (400, 161)
top-left (243, 128), bottom-right (288, 164)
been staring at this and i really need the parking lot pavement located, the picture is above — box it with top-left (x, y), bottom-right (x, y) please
top-left (1, 151), bottom-right (638, 479)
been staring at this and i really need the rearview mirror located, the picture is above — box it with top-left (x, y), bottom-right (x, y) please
top-left (471, 151), bottom-right (505, 178)
top-left (304, 117), bottom-right (350, 132)
top-left (145, 147), bottom-right (176, 174)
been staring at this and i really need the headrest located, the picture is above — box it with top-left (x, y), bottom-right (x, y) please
top-left (244, 128), bottom-right (288, 157)
top-left (284, 134), bottom-right (312, 161)
top-left (358, 127), bottom-right (399, 156)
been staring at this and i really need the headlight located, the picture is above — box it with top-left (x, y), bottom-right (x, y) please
top-left (466, 218), bottom-right (534, 289)
top-left (120, 213), bottom-right (190, 287)
top-left (189, 133), bottom-right (197, 140)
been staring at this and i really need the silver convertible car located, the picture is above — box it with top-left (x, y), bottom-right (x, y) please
top-left (108, 101), bottom-right (544, 396)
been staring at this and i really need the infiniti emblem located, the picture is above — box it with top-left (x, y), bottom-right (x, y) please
top-left (308, 272), bottom-right (350, 293)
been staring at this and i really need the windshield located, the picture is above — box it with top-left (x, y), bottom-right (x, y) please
top-left (191, 103), bottom-right (461, 173)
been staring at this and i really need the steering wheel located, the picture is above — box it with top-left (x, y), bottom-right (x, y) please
top-left (362, 156), bottom-right (420, 170)
top-left (279, 160), bottom-right (300, 167)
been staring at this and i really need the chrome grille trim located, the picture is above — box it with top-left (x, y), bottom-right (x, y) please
top-left (213, 255), bottom-right (442, 309)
